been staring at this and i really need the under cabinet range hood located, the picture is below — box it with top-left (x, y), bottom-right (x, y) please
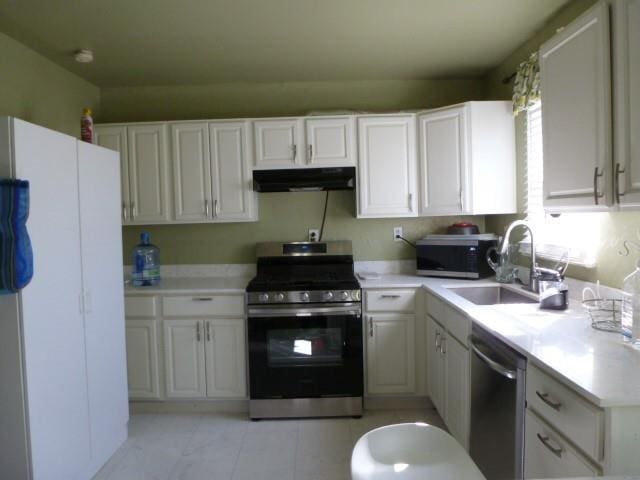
top-left (252, 167), bottom-right (356, 192)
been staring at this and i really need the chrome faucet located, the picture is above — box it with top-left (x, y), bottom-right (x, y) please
top-left (499, 220), bottom-right (540, 293)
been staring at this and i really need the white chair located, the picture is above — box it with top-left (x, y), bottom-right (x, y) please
top-left (351, 423), bottom-right (486, 480)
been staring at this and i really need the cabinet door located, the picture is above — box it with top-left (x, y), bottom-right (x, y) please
top-left (94, 125), bottom-right (131, 224)
top-left (11, 119), bottom-right (91, 479)
top-left (540, 2), bottom-right (613, 212)
top-left (444, 335), bottom-right (470, 450)
top-left (366, 314), bottom-right (416, 394)
top-left (524, 409), bottom-right (600, 479)
top-left (204, 319), bottom-right (247, 398)
top-left (127, 124), bottom-right (172, 223)
top-left (210, 122), bottom-right (256, 221)
top-left (171, 123), bottom-right (212, 222)
top-left (305, 117), bottom-right (355, 166)
top-left (357, 116), bottom-right (417, 217)
top-left (125, 320), bottom-right (161, 399)
top-left (418, 107), bottom-right (467, 215)
top-left (164, 320), bottom-right (206, 398)
top-left (253, 119), bottom-right (302, 168)
top-left (427, 317), bottom-right (446, 415)
top-left (614, 0), bottom-right (640, 208)
top-left (77, 142), bottom-right (129, 472)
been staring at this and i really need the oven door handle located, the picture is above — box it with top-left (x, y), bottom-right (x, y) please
top-left (248, 306), bottom-right (361, 317)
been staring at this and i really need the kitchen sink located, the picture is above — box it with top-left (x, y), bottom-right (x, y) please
top-left (447, 286), bottom-right (538, 306)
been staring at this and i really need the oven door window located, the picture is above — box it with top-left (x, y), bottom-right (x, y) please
top-left (248, 312), bottom-right (363, 399)
top-left (268, 327), bottom-right (343, 367)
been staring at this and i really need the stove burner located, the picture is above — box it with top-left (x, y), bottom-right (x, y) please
top-left (246, 240), bottom-right (361, 305)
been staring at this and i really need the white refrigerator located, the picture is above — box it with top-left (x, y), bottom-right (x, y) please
top-left (0, 117), bottom-right (128, 479)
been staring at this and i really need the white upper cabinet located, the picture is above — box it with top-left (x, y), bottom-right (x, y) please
top-left (210, 121), bottom-right (257, 221)
top-left (127, 124), bottom-right (172, 223)
top-left (540, 2), bottom-right (613, 212)
top-left (614, 0), bottom-right (640, 208)
top-left (304, 117), bottom-right (356, 166)
top-left (419, 107), bottom-right (467, 215)
top-left (94, 126), bottom-right (131, 224)
top-left (253, 118), bottom-right (303, 168)
top-left (171, 123), bottom-right (212, 222)
top-left (357, 115), bottom-right (418, 218)
top-left (418, 102), bottom-right (515, 216)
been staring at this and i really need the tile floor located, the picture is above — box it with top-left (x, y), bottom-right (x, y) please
top-left (93, 408), bottom-right (446, 480)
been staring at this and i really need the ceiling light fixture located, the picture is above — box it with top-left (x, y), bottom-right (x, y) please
top-left (74, 49), bottom-right (94, 63)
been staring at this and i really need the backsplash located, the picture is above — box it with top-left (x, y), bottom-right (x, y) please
top-left (122, 191), bottom-right (486, 265)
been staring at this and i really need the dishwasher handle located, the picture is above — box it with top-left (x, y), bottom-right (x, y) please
top-left (469, 337), bottom-right (517, 380)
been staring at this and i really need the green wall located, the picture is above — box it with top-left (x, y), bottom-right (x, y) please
top-left (123, 191), bottom-right (484, 264)
top-left (0, 32), bottom-right (100, 137)
top-left (483, 0), bottom-right (640, 289)
top-left (99, 78), bottom-right (484, 123)
top-left (102, 78), bottom-right (487, 265)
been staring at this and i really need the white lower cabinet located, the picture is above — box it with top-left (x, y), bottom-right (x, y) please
top-left (164, 319), bottom-right (207, 398)
top-left (366, 314), bottom-right (416, 394)
top-left (425, 292), bottom-right (471, 450)
top-left (427, 316), bottom-right (445, 413)
top-left (125, 319), bottom-right (161, 399)
top-left (443, 333), bottom-right (470, 449)
top-left (525, 409), bottom-right (601, 479)
top-left (204, 319), bottom-right (247, 398)
top-left (164, 318), bottom-right (246, 399)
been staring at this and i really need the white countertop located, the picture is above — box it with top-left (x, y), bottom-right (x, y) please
top-left (124, 276), bottom-right (251, 294)
top-left (124, 272), bottom-right (640, 407)
top-left (363, 274), bottom-right (640, 408)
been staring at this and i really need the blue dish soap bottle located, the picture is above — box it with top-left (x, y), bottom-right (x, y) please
top-left (132, 232), bottom-right (160, 286)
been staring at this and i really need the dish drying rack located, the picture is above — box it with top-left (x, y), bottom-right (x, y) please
top-left (582, 298), bottom-right (627, 335)
top-left (582, 280), bottom-right (630, 336)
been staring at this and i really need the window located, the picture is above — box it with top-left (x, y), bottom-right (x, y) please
top-left (523, 102), bottom-right (602, 268)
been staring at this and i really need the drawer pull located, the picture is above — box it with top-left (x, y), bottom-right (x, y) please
top-left (536, 433), bottom-right (563, 458)
top-left (435, 331), bottom-right (441, 352)
top-left (536, 390), bottom-right (562, 411)
top-left (192, 297), bottom-right (213, 302)
top-left (380, 294), bottom-right (401, 299)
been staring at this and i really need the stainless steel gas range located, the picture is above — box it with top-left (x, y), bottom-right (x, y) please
top-left (246, 241), bottom-right (363, 419)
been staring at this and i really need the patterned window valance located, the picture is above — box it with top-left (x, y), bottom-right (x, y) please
top-left (512, 52), bottom-right (540, 116)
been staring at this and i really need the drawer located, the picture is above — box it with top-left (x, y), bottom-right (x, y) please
top-left (365, 289), bottom-right (415, 312)
top-left (527, 365), bottom-right (604, 461)
top-left (525, 409), bottom-right (601, 479)
top-left (125, 296), bottom-right (157, 318)
top-left (162, 294), bottom-right (245, 317)
top-left (425, 292), bottom-right (445, 321)
top-left (441, 303), bottom-right (470, 346)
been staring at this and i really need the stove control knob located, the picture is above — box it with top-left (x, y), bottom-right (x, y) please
top-left (274, 292), bottom-right (285, 302)
top-left (258, 293), bottom-right (269, 303)
top-left (300, 292), bottom-right (310, 302)
top-left (323, 291), bottom-right (334, 301)
top-left (340, 291), bottom-right (350, 301)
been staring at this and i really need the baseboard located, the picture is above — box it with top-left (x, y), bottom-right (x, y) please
top-left (129, 399), bottom-right (249, 414)
top-left (130, 396), bottom-right (434, 414)
top-left (364, 395), bottom-right (433, 410)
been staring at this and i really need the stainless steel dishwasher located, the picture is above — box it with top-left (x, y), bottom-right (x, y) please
top-left (469, 324), bottom-right (527, 480)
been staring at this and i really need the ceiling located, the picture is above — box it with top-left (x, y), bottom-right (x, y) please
top-left (0, 0), bottom-right (569, 87)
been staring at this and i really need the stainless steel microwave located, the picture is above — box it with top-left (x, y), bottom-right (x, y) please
top-left (416, 234), bottom-right (497, 279)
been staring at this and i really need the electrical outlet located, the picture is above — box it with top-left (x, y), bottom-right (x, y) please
top-left (308, 229), bottom-right (320, 242)
top-left (393, 227), bottom-right (403, 242)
